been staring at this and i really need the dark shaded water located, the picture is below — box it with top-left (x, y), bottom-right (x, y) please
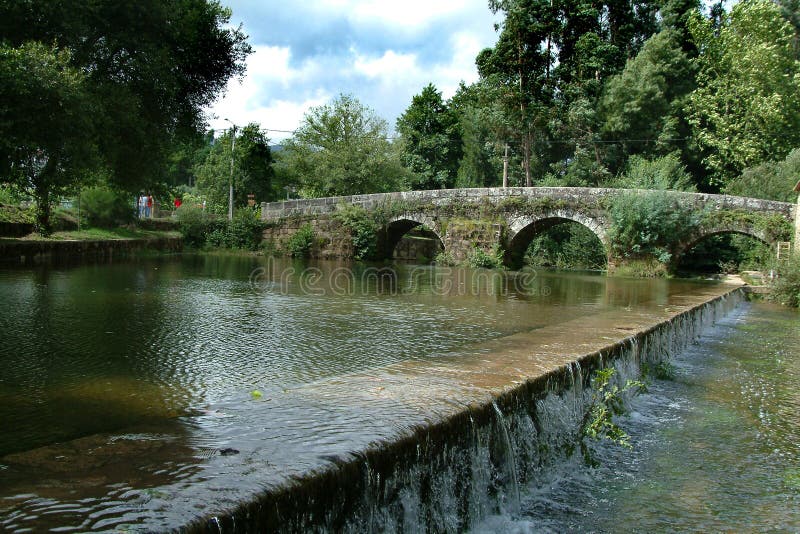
top-left (0, 254), bottom-right (786, 531)
top-left (476, 301), bottom-right (800, 532)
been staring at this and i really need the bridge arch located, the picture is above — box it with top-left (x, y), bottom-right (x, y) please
top-left (504, 211), bottom-right (610, 269)
top-left (377, 213), bottom-right (444, 261)
top-left (670, 226), bottom-right (773, 271)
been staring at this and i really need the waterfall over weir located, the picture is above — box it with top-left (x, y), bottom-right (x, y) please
top-left (191, 288), bottom-right (745, 533)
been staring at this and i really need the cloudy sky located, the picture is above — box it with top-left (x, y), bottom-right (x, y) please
top-left (205, 0), bottom-right (501, 140)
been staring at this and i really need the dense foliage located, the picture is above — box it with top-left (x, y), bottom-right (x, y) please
top-left (525, 224), bottom-right (607, 270)
top-left (279, 95), bottom-right (410, 197)
top-left (285, 224), bottom-right (316, 257)
top-left (0, 0), bottom-right (250, 233)
top-left (771, 256), bottom-right (800, 308)
top-left (608, 190), bottom-right (703, 263)
top-left (380, 0), bottom-right (800, 198)
top-left (194, 123), bottom-right (277, 214)
top-left (396, 84), bottom-right (463, 190)
top-left (333, 204), bottom-right (380, 260)
top-left (80, 187), bottom-right (135, 228)
top-left (175, 206), bottom-right (265, 250)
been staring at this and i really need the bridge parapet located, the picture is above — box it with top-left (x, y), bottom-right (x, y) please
top-left (262, 187), bottom-right (795, 220)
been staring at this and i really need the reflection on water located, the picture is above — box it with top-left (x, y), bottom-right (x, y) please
top-left (477, 301), bottom-right (800, 532)
top-left (0, 254), bottom-right (721, 531)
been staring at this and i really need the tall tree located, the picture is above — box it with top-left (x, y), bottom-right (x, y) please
top-left (281, 94), bottom-right (409, 197)
top-left (599, 29), bottom-right (697, 176)
top-left (194, 124), bottom-right (276, 214)
top-left (687, 0), bottom-right (800, 186)
top-left (478, 0), bottom-right (559, 186)
top-left (450, 82), bottom-right (503, 188)
top-left (396, 84), bottom-right (462, 190)
top-left (0, 0), bottom-right (250, 194)
top-left (0, 43), bottom-right (95, 233)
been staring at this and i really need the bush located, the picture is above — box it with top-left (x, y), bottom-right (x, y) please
top-left (206, 208), bottom-right (265, 250)
top-left (176, 205), bottom-right (219, 248)
top-left (286, 223), bottom-right (315, 257)
top-left (334, 203), bottom-right (378, 260)
top-left (0, 185), bottom-right (27, 205)
top-left (0, 203), bottom-right (35, 224)
top-left (80, 187), bottom-right (135, 228)
top-left (771, 256), bottom-right (800, 308)
top-left (609, 153), bottom-right (696, 191)
top-left (434, 251), bottom-right (456, 266)
top-left (467, 245), bottom-right (504, 269)
top-left (609, 191), bottom-right (702, 262)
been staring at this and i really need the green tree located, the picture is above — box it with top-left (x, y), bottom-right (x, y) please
top-left (0, 0), bottom-right (251, 194)
top-left (194, 123), bottom-right (276, 214)
top-left (687, 0), bottom-right (800, 186)
top-left (281, 94), bottom-right (409, 197)
top-left (608, 153), bottom-right (696, 191)
top-left (450, 81), bottom-right (511, 187)
top-left (599, 30), bottom-right (697, 176)
top-left (396, 84), bottom-right (462, 190)
top-left (0, 43), bottom-right (95, 234)
top-left (478, 0), bottom-right (560, 186)
top-left (724, 147), bottom-right (800, 202)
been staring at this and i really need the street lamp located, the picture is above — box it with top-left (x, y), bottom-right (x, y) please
top-left (224, 118), bottom-right (237, 221)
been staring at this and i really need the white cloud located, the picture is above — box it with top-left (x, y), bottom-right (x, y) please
top-left (354, 50), bottom-right (420, 80)
top-left (207, 45), bottom-right (330, 140)
top-left (438, 31), bottom-right (487, 97)
top-left (205, 0), bottom-right (500, 139)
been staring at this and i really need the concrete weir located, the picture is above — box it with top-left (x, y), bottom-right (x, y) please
top-left (188, 282), bottom-right (746, 532)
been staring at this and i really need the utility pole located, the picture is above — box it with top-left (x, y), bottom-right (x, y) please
top-left (225, 119), bottom-right (236, 221)
top-left (794, 180), bottom-right (800, 256)
top-left (502, 144), bottom-right (509, 188)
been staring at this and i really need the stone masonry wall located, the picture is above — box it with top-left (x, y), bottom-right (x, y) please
top-left (262, 217), bottom-right (354, 259)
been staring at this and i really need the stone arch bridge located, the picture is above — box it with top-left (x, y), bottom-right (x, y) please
top-left (261, 187), bottom-right (797, 270)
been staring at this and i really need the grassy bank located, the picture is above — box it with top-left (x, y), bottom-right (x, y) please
top-left (1, 227), bottom-right (181, 242)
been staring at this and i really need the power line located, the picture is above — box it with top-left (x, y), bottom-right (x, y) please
top-left (218, 125), bottom-right (689, 146)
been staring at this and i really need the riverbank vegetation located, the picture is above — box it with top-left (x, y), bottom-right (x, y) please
top-left (770, 257), bottom-right (800, 308)
top-left (0, 0), bottom-right (250, 235)
top-left (175, 206), bottom-right (266, 251)
top-left (1, 228), bottom-right (181, 243)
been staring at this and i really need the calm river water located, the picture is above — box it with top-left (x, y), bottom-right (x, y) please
top-left (0, 254), bottom-right (797, 531)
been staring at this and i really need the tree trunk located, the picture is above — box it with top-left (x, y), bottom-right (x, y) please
top-left (35, 185), bottom-right (52, 237)
top-left (523, 131), bottom-right (532, 187)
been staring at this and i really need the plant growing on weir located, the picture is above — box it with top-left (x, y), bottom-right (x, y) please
top-left (580, 367), bottom-right (646, 466)
top-left (641, 360), bottom-right (677, 381)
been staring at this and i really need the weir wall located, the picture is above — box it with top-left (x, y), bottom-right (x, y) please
top-left (0, 236), bottom-right (183, 265)
top-left (187, 284), bottom-right (746, 532)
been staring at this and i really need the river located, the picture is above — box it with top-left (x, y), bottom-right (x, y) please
top-left (0, 254), bottom-right (796, 531)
